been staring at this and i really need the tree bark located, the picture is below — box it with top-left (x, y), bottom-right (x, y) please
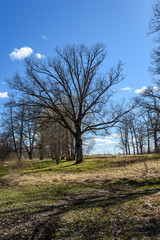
top-left (75, 137), bottom-right (83, 164)
top-left (147, 128), bottom-right (150, 154)
top-left (154, 131), bottom-right (158, 153)
top-left (28, 152), bottom-right (33, 160)
top-left (130, 130), bottom-right (136, 154)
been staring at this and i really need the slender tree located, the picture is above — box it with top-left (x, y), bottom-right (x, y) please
top-left (2, 101), bottom-right (25, 164)
top-left (22, 106), bottom-right (39, 160)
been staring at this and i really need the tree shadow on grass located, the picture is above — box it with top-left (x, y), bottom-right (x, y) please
top-left (134, 217), bottom-right (160, 238)
top-left (1, 176), bottom-right (160, 216)
top-left (1, 176), bottom-right (160, 239)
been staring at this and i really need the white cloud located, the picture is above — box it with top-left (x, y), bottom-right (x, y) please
top-left (135, 86), bottom-right (147, 94)
top-left (0, 92), bottom-right (9, 98)
top-left (121, 86), bottom-right (132, 92)
top-left (94, 138), bottom-right (117, 145)
top-left (153, 86), bottom-right (160, 93)
top-left (112, 89), bottom-right (118, 93)
top-left (41, 35), bottom-right (48, 40)
top-left (85, 134), bottom-right (119, 146)
top-left (36, 53), bottom-right (45, 59)
top-left (9, 47), bottom-right (33, 60)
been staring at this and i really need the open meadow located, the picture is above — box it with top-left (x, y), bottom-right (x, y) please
top-left (0, 154), bottom-right (160, 239)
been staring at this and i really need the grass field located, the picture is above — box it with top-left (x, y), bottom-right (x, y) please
top-left (0, 154), bottom-right (160, 239)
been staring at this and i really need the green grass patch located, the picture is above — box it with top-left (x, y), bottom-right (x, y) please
top-left (20, 157), bottom-right (112, 174)
top-left (0, 165), bottom-right (11, 177)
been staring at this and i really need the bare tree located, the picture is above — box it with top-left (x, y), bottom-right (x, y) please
top-left (22, 106), bottom-right (39, 160)
top-left (141, 111), bottom-right (151, 154)
top-left (117, 111), bottom-right (148, 155)
top-left (148, 110), bottom-right (160, 152)
top-left (0, 133), bottom-right (11, 162)
top-left (139, 89), bottom-right (160, 152)
top-left (145, 1), bottom-right (160, 113)
top-left (2, 99), bottom-right (40, 162)
top-left (117, 114), bottom-right (133, 155)
top-left (2, 101), bottom-right (25, 164)
top-left (149, 1), bottom-right (160, 75)
top-left (8, 43), bottom-right (132, 164)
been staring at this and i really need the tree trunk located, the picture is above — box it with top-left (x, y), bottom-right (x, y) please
top-left (39, 142), bottom-right (44, 160)
top-left (147, 128), bottom-right (150, 154)
top-left (128, 143), bottom-right (131, 155)
top-left (130, 130), bottom-right (135, 154)
top-left (75, 137), bottom-right (83, 164)
top-left (39, 149), bottom-right (43, 160)
top-left (154, 131), bottom-right (158, 153)
top-left (66, 149), bottom-right (71, 161)
top-left (28, 152), bottom-right (33, 160)
top-left (55, 147), bottom-right (60, 164)
top-left (17, 158), bottom-right (22, 168)
top-left (56, 157), bottom-right (60, 164)
top-left (71, 149), bottom-right (75, 160)
top-left (140, 143), bottom-right (143, 154)
top-left (125, 145), bottom-right (128, 155)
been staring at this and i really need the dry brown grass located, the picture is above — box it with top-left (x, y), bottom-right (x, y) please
top-left (4, 156), bottom-right (160, 187)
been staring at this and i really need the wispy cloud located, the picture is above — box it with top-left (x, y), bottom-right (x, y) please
top-left (41, 35), bottom-right (48, 40)
top-left (9, 47), bottom-right (33, 60)
top-left (105, 134), bottom-right (121, 139)
top-left (36, 53), bottom-right (45, 59)
top-left (94, 138), bottom-right (117, 145)
top-left (85, 134), bottom-right (120, 146)
top-left (0, 92), bottom-right (9, 98)
top-left (120, 86), bottom-right (132, 92)
top-left (135, 86), bottom-right (147, 94)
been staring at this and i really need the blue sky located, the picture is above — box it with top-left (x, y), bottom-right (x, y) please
top-left (0, 0), bottom-right (155, 154)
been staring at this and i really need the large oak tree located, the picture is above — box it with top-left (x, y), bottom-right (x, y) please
top-left (9, 43), bottom-right (130, 164)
